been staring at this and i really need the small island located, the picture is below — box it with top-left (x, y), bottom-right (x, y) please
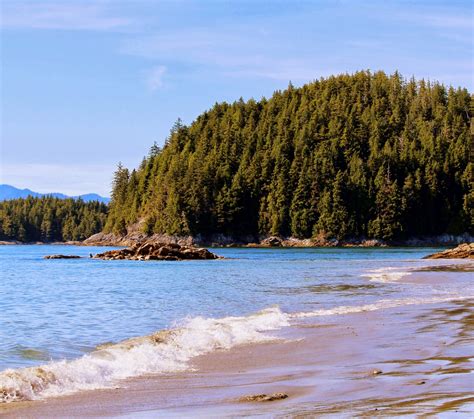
top-left (93, 241), bottom-right (220, 261)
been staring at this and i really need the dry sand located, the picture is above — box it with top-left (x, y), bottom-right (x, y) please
top-left (1, 291), bottom-right (473, 418)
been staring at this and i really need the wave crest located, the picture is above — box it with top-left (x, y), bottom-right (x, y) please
top-left (2, 295), bottom-right (471, 403)
top-left (0, 307), bottom-right (289, 403)
top-left (361, 267), bottom-right (412, 283)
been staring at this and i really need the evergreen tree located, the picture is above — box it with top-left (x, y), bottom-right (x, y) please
top-left (100, 71), bottom-right (472, 241)
top-left (0, 197), bottom-right (108, 242)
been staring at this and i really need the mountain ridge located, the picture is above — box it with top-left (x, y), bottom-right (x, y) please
top-left (0, 184), bottom-right (110, 204)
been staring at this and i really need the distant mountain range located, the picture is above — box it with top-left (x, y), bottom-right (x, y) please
top-left (0, 184), bottom-right (110, 204)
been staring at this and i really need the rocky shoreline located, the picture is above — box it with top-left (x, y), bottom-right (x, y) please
top-left (82, 232), bottom-right (474, 249)
top-left (423, 243), bottom-right (474, 259)
top-left (3, 232), bottom-right (473, 248)
top-left (82, 232), bottom-right (387, 248)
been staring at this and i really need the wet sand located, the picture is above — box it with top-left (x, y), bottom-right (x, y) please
top-left (2, 291), bottom-right (473, 418)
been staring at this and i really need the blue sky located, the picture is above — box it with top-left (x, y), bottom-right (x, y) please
top-left (1, 0), bottom-right (472, 196)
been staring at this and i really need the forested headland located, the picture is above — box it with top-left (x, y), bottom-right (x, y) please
top-left (104, 71), bottom-right (472, 243)
top-left (3, 71), bottom-right (472, 245)
top-left (0, 196), bottom-right (108, 242)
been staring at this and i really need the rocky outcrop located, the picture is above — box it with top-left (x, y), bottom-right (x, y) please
top-left (83, 231), bottom-right (257, 247)
top-left (93, 242), bottom-right (220, 261)
top-left (248, 236), bottom-right (386, 248)
top-left (261, 236), bottom-right (283, 247)
top-left (423, 243), bottom-right (474, 259)
top-left (83, 230), bottom-right (473, 249)
top-left (44, 255), bottom-right (81, 259)
top-left (83, 232), bottom-right (196, 247)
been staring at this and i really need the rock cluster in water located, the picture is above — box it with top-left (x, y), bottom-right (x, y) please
top-left (43, 254), bottom-right (81, 259)
top-left (93, 242), bottom-right (220, 261)
top-left (424, 243), bottom-right (474, 259)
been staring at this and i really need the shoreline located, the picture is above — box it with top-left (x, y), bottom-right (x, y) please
top-left (82, 232), bottom-right (473, 249)
top-left (0, 261), bottom-right (474, 418)
top-left (2, 290), bottom-right (473, 417)
top-left (1, 230), bottom-right (472, 248)
top-left (0, 239), bottom-right (469, 249)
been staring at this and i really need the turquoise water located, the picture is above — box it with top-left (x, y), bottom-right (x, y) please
top-left (0, 245), bottom-right (468, 371)
top-left (1, 245), bottom-right (473, 402)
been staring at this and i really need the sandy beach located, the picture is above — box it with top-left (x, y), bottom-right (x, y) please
top-left (2, 268), bottom-right (473, 418)
top-left (3, 0), bottom-right (473, 414)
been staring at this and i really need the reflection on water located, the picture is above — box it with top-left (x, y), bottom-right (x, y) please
top-left (284, 298), bottom-right (474, 417)
top-left (415, 263), bottom-right (474, 273)
top-left (273, 283), bottom-right (380, 296)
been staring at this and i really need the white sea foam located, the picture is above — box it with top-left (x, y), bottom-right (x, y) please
top-left (1, 294), bottom-right (471, 403)
top-left (290, 295), bottom-right (472, 319)
top-left (361, 267), bottom-right (412, 283)
top-left (0, 307), bottom-right (289, 403)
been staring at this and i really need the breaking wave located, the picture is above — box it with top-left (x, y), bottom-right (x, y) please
top-left (361, 267), bottom-right (412, 283)
top-left (1, 295), bottom-right (471, 403)
top-left (0, 307), bottom-right (289, 403)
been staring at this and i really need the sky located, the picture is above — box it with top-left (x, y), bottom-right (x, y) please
top-left (1, 0), bottom-right (473, 196)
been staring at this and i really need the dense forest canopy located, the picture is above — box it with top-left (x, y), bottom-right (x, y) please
top-left (101, 71), bottom-right (473, 240)
top-left (0, 196), bottom-right (108, 242)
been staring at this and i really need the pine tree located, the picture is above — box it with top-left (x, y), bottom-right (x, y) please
top-left (95, 71), bottom-right (471, 241)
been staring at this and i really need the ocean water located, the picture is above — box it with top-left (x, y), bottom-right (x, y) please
top-left (0, 245), bottom-right (472, 402)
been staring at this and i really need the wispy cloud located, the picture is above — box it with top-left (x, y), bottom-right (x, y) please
top-left (146, 65), bottom-right (167, 91)
top-left (1, 1), bottom-right (132, 31)
top-left (121, 29), bottom-right (328, 82)
top-left (385, 6), bottom-right (473, 44)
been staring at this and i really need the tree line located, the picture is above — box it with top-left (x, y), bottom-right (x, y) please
top-left (0, 196), bottom-right (108, 242)
top-left (105, 71), bottom-right (473, 241)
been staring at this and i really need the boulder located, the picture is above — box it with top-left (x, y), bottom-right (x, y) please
top-left (423, 243), bottom-right (474, 259)
top-left (261, 236), bottom-right (283, 247)
top-left (136, 243), bottom-right (154, 256)
top-left (181, 248), bottom-right (200, 259)
top-left (155, 246), bottom-right (173, 256)
top-left (163, 255), bottom-right (179, 261)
